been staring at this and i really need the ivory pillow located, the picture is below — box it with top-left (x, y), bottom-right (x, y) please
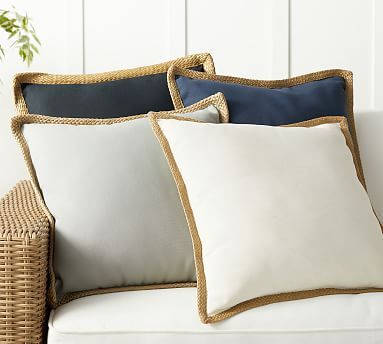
top-left (151, 115), bottom-right (383, 323)
top-left (12, 93), bottom-right (229, 306)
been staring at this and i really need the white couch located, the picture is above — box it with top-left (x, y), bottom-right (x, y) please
top-left (44, 111), bottom-right (383, 343)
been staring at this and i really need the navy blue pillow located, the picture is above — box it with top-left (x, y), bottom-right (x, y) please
top-left (174, 74), bottom-right (347, 126)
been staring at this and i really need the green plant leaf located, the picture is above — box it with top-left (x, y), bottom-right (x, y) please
top-left (0, 16), bottom-right (8, 25)
top-left (8, 30), bottom-right (17, 39)
top-left (0, 7), bottom-right (41, 69)
top-left (0, 45), bottom-right (4, 61)
top-left (30, 43), bottom-right (39, 53)
top-left (18, 35), bottom-right (30, 43)
top-left (31, 32), bottom-right (41, 45)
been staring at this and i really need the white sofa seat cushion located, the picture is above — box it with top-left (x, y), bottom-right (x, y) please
top-left (48, 287), bottom-right (383, 344)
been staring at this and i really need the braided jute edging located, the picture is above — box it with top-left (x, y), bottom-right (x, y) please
top-left (149, 114), bottom-right (383, 324)
top-left (167, 65), bottom-right (365, 186)
top-left (13, 52), bottom-right (215, 116)
top-left (11, 92), bottom-right (229, 308)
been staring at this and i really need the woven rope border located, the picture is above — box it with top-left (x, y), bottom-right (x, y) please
top-left (150, 114), bottom-right (383, 324)
top-left (11, 92), bottom-right (229, 308)
top-left (13, 52), bottom-right (215, 116)
top-left (167, 65), bottom-right (365, 185)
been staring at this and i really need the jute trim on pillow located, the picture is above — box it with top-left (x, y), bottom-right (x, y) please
top-left (11, 92), bottom-right (229, 308)
top-left (150, 114), bottom-right (383, 324)
top-left (13, 53), bottom-right (215, 116)
top-left (167, 65), bottom-right (364, 185)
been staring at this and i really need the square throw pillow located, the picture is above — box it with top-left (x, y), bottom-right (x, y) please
top-left (12, 93), bottom-right (229, 307)
top-left (167, 66), bottom-right (364, 182)
top-left (13, 53), bottom-right (215, 118)
top-left (150, 114), bottom-right (383, 323)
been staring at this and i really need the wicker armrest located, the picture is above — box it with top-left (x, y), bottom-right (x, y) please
top-left (0, 181), bottom-right (50, 344)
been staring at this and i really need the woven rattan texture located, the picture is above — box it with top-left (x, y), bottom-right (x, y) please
top-left (150, 114), bottom-right (383, 324)
top-left (13, 53), bottom-right (215, 116)
top-left (11, 92), bottom-right (229, 308)
top-left (167, 65), bottom-right (365, 185)
top-left (0, 180), bottom-right (50, 343)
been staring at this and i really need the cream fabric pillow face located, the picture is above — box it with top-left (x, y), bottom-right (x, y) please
top-left (151, 116), bottom-right (383, 323)
top-left (12, 93), bottom-right (229, 306)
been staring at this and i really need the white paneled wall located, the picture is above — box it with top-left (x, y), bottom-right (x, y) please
top-left (0, 0), bottom-right (382, 196)
top-left (84, 0), bottom-right (179, 72)
top-left (0, 0), bottom-right (81, 196)
top-left (187, 0), bottom-right (274, 79)
top-left (290, 0), bottom-right (374, 110)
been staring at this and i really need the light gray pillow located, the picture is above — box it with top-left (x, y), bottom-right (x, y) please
top-left (12, 93), bottom-right (229, 305)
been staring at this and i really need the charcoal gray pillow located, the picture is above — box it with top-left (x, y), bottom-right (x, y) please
top-left (14, 53), bottom-right (215, 118)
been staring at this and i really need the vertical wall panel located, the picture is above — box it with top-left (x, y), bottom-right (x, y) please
top-left (290, 0), bottom-right (374, 110)
top-left (66, 0), bottom-right (84, 73)
top-left (168, 0), bottom-right (186, 57)
top-left (271, 0), bottom-right (290, 79)
top-left (186, 0), bottom-right (273, 79)
top-left (83, 0), bottom-right (181, 73)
